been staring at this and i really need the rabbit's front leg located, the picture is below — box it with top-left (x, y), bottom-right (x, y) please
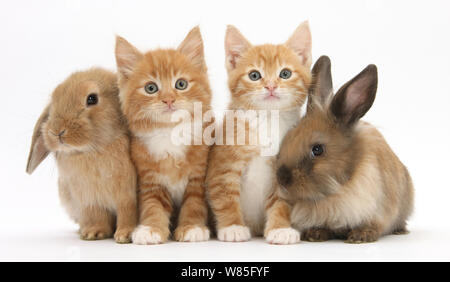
top-left (301, 227), bottom-right (334, 242)
top-left (345, 222), bottom-right (382, 244)
top-left (79, 206), bottom-right (114, 240)
top-left (114, 197), bottom-right (137, 244)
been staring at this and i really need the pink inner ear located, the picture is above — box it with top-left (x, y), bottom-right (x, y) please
top-left (228, 50), bottom-right (241, 69)
top-left (345, 89), bottom-right (362, 114)
top-left (344, 75), bottom-right (371, 114)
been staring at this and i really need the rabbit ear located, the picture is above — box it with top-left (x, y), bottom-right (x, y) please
top-left (225, 25), bottom-right (252, 71)
top-left (26, 105), bottom-right (50, 174)
top-left (330, 64), bottom-right (378, 126)
top-left (308, 56), bottom-right (333, 110)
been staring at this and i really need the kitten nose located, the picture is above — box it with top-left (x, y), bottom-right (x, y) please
top-left (265, 85), bottom-right (278, 92)
top-left (277, 165), bottom-right (292, 187)
top-left (162, 98), bottom-right (176, 107)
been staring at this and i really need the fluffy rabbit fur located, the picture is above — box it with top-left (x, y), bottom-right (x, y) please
top-left (26, 68), bottom-right (137, 243)
top-left (276, 56), bottom-right (414, 243)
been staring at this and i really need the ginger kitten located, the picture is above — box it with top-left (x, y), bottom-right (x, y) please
top-left (206, 22), bottom-right (312, 244)
top-left (115, 27), bottom-right (212, 244)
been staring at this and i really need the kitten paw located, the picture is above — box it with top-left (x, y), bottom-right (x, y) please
top-left (345, 229), bottom-right (379, 244)
top-left (80, 226), bottom-right (113, 241)
top-left (114, 227), bottom-right (134, 244)
top-left (301, 228), bottom-right (332, 242)
top-left (217, 225), bottom-right (251, 242)
top-left (266, 227), bottom-right (300, 244)
top-left (131, 225), bottom-right (164, 245)
top-left (175, 225), bottom-right (210, 242)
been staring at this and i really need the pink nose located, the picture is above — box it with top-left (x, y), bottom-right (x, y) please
top-left (162, 98), bottom-right (175, 107)
top-left (265, 85), bottom-right (278, 92)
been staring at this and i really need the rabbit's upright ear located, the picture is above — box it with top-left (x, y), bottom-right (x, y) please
top-left (26, 106), bottom-right (50, 174)
top-left (330, 64), bottom-right (378, 126)
top-left (308, 55), bottom-right (333, 110)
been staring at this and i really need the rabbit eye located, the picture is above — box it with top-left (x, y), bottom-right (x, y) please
top-left (86, 93), bottom-right (98, 106)
top-left (145, 82), bottom-right (158, 94)
top-left (249, 70), bottom-right (262, 81)
top-left (175, 79), bottom-right (188, 90)
top-left (279, 69), bottom-right (292, 79)
top-left (311, 144), bottom-right (324, 157)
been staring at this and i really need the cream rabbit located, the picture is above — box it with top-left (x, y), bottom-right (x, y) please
top-left (26, 68), bottom-right (137, 243)
top-left (276, 56), bottom-right (414, 243)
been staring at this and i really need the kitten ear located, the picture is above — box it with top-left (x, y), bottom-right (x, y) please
top-left (115, 36), bottom-right (143, 81)
top-left (330, 65), bottom-right (378, 126)
top-left (177, 26), bottom-right (206, 70)
top-left (308, 55), bottom-right (333, 109)
top-left (225, 25), bottom-right (251, 71)
top-left (26, 105), bottom-right (50, 174)
top-left (285, 21), bottom-right (312, 68)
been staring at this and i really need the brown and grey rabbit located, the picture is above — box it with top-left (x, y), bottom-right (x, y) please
top-left (275, 56), bottom-right (414, 243)
top-left (26, 68), bottom-right (138, 243)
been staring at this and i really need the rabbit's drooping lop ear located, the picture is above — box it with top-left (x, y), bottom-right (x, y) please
top-left (224, 25), bottom-right (252, 71)
top-left (26, 106), bottom-right (50, 174)
top-left (330, 64), bottom-right (378, 126)
top-left (308, 55), bottom-right (333, 110)
top-left (178, 26), bottom-right (206, 71)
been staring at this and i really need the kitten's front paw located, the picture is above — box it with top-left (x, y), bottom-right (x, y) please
top-left (218, 225), bottom-right (251, 242)
top-left (80, 226), bottom-right (113, 241)
top-left (114, 227), bottom-right (134, 244)
top-left (131, 225), bottom-right (165, 245)
top-left (266, 228), bottom-right (300, 245)
top-left (175, 225), bottom-right (210, 242)
top-left (345, 228), bottom-right (379, 244)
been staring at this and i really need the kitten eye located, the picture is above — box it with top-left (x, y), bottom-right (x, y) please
top-left (175, 79), bottom-right (188, 90)
top-left (280, 69), bottom-right (292, 79)
top-left (248, 70), bottom-right (262, 81)
top-left (144, 82), bottom-right (158, 94)
top-left (86, 93), bottom-right (98, 106)
top-left (311, 144), bottom-right (324, 157)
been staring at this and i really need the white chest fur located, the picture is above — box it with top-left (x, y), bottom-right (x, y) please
top-left (137, 128), bottom-right (188, 207)
top-left (240, 109), bottom-right (301, 235)
top-left (137, 128), bottom-right (187, 161)
top-left (240, 155), bottom-right (274, 235)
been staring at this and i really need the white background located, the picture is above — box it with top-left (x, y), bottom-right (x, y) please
top-left (1, 0), bottom-right (449, 261)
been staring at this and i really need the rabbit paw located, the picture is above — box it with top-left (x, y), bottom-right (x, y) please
top-left (217, 225), bottom-right (251, 242)
top-left (393, 227), bottom-right (410, 235)
top-left (266, 227), bottom-right (300, 244)
top-left (131, 225), bottom-right (165, 245)
top-left (175, 225), bottom-right (210, 242)
top-left (80, 226), bottom-right (113, 241)
top-left (114, 227), bottom-right (134, 244)
top-left (301, 228), bottom-right (332, 242)
top-left (345, 228), bottom-right (379, 244)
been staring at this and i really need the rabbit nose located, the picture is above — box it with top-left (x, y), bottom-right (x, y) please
top-left (277, 165), bottom-right (292, 187)
top-left (50, 129), bottom-right (66, 137)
